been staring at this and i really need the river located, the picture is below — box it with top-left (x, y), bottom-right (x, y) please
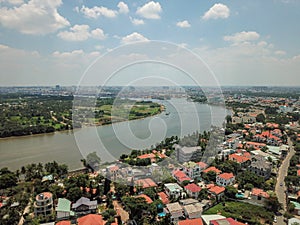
top-left (0, 98), bottom-right (228, 171)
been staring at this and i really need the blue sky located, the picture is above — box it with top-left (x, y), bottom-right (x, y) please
top-left (0, 0), bottom-right (300, 86)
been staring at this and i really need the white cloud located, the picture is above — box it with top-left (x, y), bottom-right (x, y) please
top-left (121, 32), bottom-right (149, 44)
top-left (136, 1), bottom-right (162, 19)
top-left (224, 31), bottom-right (260, 43)
top-left (80, 5), bottom-right (117, 19)
top-left (0, 0), bottom-right (70, 35)
top-left (118, 1), bottom-right (129, 14)
top-left (90, 28), bottom-right (106, 40)
top-left (57, 25), bottom-right (106, 41)
top-left (176, 20), bottom-right (191, 28)
top-left (275, 50), bottom-right (286, 56)
top-left (130, 17), bottom-right (145, 25)
top-left (202, 3), bottom-right (230, 20)
top-left (0, 0), bottom-right (23, 5)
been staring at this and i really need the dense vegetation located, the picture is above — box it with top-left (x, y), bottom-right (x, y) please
top-left (203, 201), bottom-right (274, 224)
top-left (0, 94), bottom-right (162, 138)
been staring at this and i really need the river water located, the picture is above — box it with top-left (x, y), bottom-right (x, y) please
top-left (0, 98), bottom-right (227, 171)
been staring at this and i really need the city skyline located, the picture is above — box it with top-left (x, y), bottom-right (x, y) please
top-left (1, 0), bottom-right (300, 86)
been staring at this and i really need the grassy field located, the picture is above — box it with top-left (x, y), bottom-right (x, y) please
top-left (203, 201), bottom-right (273, 224)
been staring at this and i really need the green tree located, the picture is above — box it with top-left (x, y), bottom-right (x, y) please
top-left (225, 186), bottom-right (238, 199)
top-left (256, 113), bottom-right (266, 123)
top-left (67, 187), bottom-right (82, 202)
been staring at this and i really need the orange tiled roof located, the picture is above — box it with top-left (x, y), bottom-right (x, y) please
top-left (56, 221), bottom-right (71, 225)
top-left (251, 188), bottom-right (269, 198)
top-left (209, 186), bottom-right (225, 195)
top-left (218, 172), bottom-right (234, 180)
top-left (178, 218), bottom-right (203, 225)
top-left (77, 214), bottom-right (104, 225)
top-left (173, 170), bottom-right (191, 182)
top-left (229, 154), bottom-right (251, 164)
top-left (136, 194), bottom-right (153, 204)
top-left (203, 166), bottom-right (222, 174)
top-left (134, 178), bottom-right (157, 188)
top-left (197, 162), bottom-right (208, 169)
top-left (184, 183), bottom-right (202, 193)
top-left (158, 192), bottom-right (169, 204)
top-left (297, 170), bottom-right (300, 176)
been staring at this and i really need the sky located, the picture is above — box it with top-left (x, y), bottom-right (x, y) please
top-left (0, 0), bottom-right (300, 86)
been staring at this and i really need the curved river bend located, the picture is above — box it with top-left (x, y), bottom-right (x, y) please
top-left (0, 99), bottom-right (227, 171)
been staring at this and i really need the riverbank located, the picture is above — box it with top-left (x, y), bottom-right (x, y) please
top-left (0, 101), bottom-right (164, 139)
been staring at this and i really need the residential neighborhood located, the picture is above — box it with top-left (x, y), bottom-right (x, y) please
top-left (1, 88), bottom-right (300, 225)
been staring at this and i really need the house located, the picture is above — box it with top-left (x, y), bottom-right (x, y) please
top-left (228, 153), bottom-right (251, 167)
top-left (134, 178), bottom-right (157, 189)
top-left (56, 198), bottom-right (75, 219)
top-left (184, 183), bottom-right (202, 199)
top-left (183, 161), bottom-right (202, 179)
top-left (178, 218), bottom-right (203, 225)
top-left (245, 141), bottom-right (266, 150)
top-left (208, 186), bottom-right (225, 201)
top-left (164, 183), bottom-right (183, 199)
top-left (179, 199), bottom-right (199, 206)
top-left (165, 202), bottom-right (184, 223)
top-left (137, 151), bottom-right (166, 163)
top-left (183, 203), bottom-right (203, 219)
top-left (210, 217), bottom-right (247, 225)
top-left (77, 214), bottom-right (105, 225)
top-left (135, 194), bottom-right (153, 204)
top-left (173, 169), bottom-right (192, 183)
top-left (201, 215), bottom-right (226, 225)
top-left (288, 218), bottom-right (300, 225)
top-left (71, 197), bottom-right (97, 215)
top-left (158, 192), bottom-right (169, 204)
top-left (202, 167), bottom-right (222, 175)
top-left (251, 188), bottom-right (270, 202)
top-left (290, 201), bottom-right (300, 215)
top-left (174, 144), bottom-right (202, 163)
top-left (34, 192), bottom-right (53, 216)
top-left (249, 156), bottom-right (272, 179)
top-left (216, 173), bottom-right (235, 187)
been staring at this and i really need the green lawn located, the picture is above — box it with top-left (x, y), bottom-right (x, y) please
top-left (203, 201), bottom-right (273, 224)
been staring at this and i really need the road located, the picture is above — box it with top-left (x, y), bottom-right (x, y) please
top-left (274, 138), bottom-right (295, 225)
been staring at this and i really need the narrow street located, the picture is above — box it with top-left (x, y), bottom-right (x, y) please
top-left (275, 138), bottom-right (295, 225)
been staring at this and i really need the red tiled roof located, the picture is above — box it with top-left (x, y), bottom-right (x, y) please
top-left (136, 194), bottom-right (153, 204)
top-left (134, 178), bottom-right (157, 188)
top-left (197, 162), bottom-right (208, 169)
top-left (184, 183), bottom-right (202, 193)
top-left (109, 165), bottom-right (119, 172)
top-left (297, 170), bottom-right (300, 176)
top-left (178, 218), bottom-right (203, 225)
top-left (173, 170), bottom-right (191, 182)
top-left (229, 154), bottom-right (250, 164)
top-left (237, 143), bottom-right (244, 149)
top-left (246, 141), bottom-right (266, 147)
top-left (138, 152), bottom-right (166, 161)
top-left (138, 153), bottom-right (156, 159)
top-left (203, 166), bottom-right (222, 174)
top-left (266, 123), bottom-right (279, 128)
top-left (158, 192), bottom-right (169, 204)
top-left (77, 214), bottom-right (104, 225)
top-left (251, 188), bottom-right (270, 199)
top-left (206, 183), bottom-right (215, 189)
top-left (218, 173), bottom-right (234, 180)
top-left (208, 186), bottom-right (225, 195)
top-left (56, 221), bottom-right (71, 225)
